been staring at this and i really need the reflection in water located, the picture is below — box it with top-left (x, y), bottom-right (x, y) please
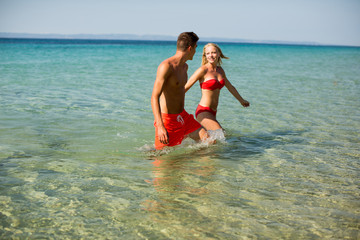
top-left (142, 153), bottom-right (222, 238)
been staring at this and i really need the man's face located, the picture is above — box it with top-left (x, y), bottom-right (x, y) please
top-left (189, 44), bottom-right (197, 60)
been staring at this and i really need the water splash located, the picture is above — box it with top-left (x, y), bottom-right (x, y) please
top-left (207, 129), bottom-right (226, 143)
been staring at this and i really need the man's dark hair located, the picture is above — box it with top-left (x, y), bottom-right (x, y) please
top-left (177, 32), bottom-right (199, 51)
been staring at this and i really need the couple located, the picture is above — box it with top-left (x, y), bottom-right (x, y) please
top-left (151, 32), bottom-right (250, 150)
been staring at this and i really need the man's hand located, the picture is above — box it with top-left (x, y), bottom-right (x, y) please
top-left (157, 125), bottom-right (169, 144)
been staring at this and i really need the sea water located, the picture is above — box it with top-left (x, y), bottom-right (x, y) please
top-left (0, 38), bottom-right (359, 239)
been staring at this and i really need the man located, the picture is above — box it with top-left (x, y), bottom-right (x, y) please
top-left (151, 32), bottom-right (210, 150)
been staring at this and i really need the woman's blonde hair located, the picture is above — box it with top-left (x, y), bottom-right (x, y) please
top-left (202, 43), bottom-right (229, 66)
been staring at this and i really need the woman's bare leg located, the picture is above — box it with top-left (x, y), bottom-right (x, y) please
top-left (187, 126), bottom-right (209, 142)
top-left (196, 112), bottom-right (222, 131)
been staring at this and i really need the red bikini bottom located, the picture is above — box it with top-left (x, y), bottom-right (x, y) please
top-left (195, 104), bottom-right (217, 118)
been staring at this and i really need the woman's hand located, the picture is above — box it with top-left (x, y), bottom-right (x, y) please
top-left (241, 99), bottom-right (250, 107)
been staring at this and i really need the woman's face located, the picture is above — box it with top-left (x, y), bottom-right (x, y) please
top-left (205, 46), bottom-right (218, 64)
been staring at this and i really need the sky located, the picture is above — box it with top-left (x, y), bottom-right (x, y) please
top-left (1, 0), bottom-right (360, 46)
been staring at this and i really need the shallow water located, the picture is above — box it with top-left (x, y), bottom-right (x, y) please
top-left (0, 39), bottom-right (359, 239)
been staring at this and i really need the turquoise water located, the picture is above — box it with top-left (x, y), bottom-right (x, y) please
top-left (0, 39), bottom-right (359, 239)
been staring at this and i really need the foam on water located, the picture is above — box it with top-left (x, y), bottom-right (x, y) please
top-left (207, 128), bottom-right (227, 142)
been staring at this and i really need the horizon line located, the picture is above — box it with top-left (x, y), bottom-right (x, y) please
top-left (0, 32), bottom-right (359, 48)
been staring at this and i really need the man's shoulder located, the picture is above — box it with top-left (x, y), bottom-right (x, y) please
top-left (158, 58), bottom-right (173, 72)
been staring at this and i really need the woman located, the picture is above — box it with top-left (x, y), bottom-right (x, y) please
top-left (185, 43), bottom-right (250, 131)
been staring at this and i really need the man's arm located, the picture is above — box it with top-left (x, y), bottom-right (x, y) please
top-left (151, 62), bottom-right (171, 144)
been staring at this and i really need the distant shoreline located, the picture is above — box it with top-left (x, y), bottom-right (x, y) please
top-left (0, 32), bottom-right (358, 48)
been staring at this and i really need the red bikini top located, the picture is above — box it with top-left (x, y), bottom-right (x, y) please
top-left (200, 79), bottom-right (225, 90)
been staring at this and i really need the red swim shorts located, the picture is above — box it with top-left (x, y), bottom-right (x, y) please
top-left (154, 109), bottom-right (202, 150)
top-left (195, 104), bottom-right (217, 118)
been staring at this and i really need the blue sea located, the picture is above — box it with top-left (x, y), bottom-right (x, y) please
top-left (0, 38), bottom-right (359, 239)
